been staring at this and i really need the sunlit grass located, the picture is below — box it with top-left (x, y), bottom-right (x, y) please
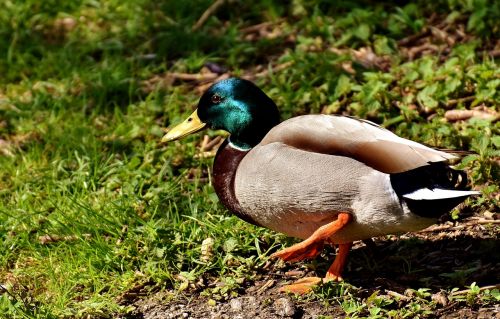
top-left (0, 0), bottom-right (498, 317)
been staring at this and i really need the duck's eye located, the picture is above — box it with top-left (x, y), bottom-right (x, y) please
top-left (211, 94), bottom-right (222, 104)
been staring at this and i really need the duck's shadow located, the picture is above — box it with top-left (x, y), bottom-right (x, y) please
top-left (315, 234), bottom-right (500, 291)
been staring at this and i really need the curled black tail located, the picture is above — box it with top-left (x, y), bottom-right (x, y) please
top-left (390, 163), bottom-right (477, 218)
top-left (390, 163), bottom-right (470, 195)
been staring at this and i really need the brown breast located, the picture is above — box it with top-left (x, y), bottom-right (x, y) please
top-left (212, 140), bottom-right (262, 227)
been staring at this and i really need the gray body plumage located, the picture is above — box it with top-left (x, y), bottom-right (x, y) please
top-left (235, 142), bottom-right (435, 243)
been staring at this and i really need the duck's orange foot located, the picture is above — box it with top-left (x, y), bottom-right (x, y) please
top-left (325, 273), bottom-right (343, 282)
top-left (271, 240), bottom-right (324, 262)
top-left (278, 275), bottom-right (346, 295)
top-left (278, 277), bottom-right (323, 294)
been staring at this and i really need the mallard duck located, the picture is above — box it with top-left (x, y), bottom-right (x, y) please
top-left (162, 78), bottom-right (479, 294)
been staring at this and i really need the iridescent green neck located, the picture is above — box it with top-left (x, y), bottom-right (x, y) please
top-left (197, 78), bottom-right (280, 150)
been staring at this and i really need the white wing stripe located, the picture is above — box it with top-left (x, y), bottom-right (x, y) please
top-left (403, 188), bottom-right (480, 200)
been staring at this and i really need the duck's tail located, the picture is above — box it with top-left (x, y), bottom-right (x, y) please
top-left (390, 163), bottom-right (480, 218)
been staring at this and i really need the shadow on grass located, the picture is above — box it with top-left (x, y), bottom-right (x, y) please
top-left (328, 235), bottom-right (500, 291)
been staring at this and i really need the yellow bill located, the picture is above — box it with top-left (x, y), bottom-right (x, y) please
top-left (161, 109), bottom-right (206, 143)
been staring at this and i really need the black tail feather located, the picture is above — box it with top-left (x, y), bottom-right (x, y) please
top-left (390, 163), bottom-right (473, 219)
top-left (403, 196), bottom-right (471, 218)
top-left (390, 163), bottom-right (470, 197)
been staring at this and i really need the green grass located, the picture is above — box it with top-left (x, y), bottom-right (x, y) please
top-left (0, 0), bottom-right (499, 317)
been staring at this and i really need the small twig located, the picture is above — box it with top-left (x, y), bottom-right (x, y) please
top-left (194, 151), bottom-right (217, 159)
top-left (463, 219), bottom-right (500, 226)
top-left (418, 223), bottom-right (454, 233)
top-left (192, 0), bottom-right (226, 31)
top-left (168, 72), bottom-right (219, 82)
top-left (257, 61), bottom-right (293, 76)
top-left (398, 27), bottom-right (430, 46)
top-left (243, 61), bottom-right (294, 80)
top-left (39, 234), bottom-right (91, 244)
top-left (430, 26), bottom-right (455, 46)
top-left (451, 283), bottom-right (500, 296)
top-left (406, 43), bottom-right (441, 60)
top-left (464, 218), bottom-right (499, 225)
top-left (488, 49), bottom-right (500, 58)
top-left (386, 290), bottom-right (411, 301)
top-left (445, 109), bottom-right (498, 122)
top-left (418, 219), bottom-right (500, 233)
top-left (434, 301), bottom-right (459, 315)
top-left (329, 47), bottom-right (349, 55)
top-left (240, 21), bottom-right (276, 34)
top-left (200, 135), bottom-right (210, 151)
top-left (284, 270), bottom-right (305, 277)
top-left (445, 96), bottom-right (476, 107)
top-left (256, 279), bottom-right (275, 294)
top-left (203, 136), bottom-right (223, 152)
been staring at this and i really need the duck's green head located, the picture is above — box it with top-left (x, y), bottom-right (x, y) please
top-left (162, 78), bottom-right (280, 150)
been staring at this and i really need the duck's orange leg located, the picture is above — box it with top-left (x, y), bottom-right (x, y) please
top-left (325, 242), bottom-right (352, 281)
top-left (271, 213), bottom-right (351, 262)
top-left (272, 213), bottom-right (352, 294)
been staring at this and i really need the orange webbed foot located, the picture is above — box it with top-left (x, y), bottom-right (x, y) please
top-left (271, 239), bottom-right (324, 262)
top-left (278, 277), bottom-right (323, 294)
top-left (324, 273), bottom-right (344, 282)
top-left (278, 275), bottom-right (345, 295)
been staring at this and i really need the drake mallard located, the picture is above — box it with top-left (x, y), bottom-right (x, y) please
top-left (162, 78), bottom-right (479, 293)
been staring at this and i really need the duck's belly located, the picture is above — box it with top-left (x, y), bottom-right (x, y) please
top-left (234, 143), bottom-right (436, 242)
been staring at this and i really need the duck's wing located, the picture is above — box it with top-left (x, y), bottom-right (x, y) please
top-left (260, 115), bottom-right (457, 174)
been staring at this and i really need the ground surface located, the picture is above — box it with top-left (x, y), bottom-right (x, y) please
top-left (0, 1), bottom-right (498, 318)
top-left (126, 216), bottom-right (500, 319)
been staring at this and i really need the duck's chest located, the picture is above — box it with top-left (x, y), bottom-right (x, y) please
top-left (212, 140), bottom-right (262, 226)
top-left (213, 141), bottom-right (370, 238)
